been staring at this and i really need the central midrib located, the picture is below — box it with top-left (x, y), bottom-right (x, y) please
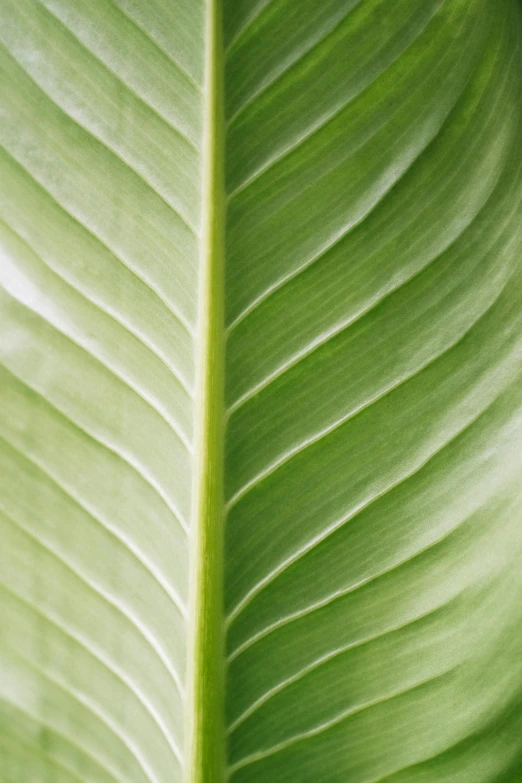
top-left (185, 0), bottom-right (226, 781)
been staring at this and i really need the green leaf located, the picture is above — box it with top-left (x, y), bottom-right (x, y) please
top-left (1, 1), bottom-right (522, 782)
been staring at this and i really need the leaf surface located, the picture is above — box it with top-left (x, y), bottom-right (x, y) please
top-left (1, 1), bottom-right (522, 781)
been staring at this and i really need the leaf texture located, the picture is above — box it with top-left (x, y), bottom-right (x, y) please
top-left (223, 1), bottom-right (522, 780)
top-left (0, 1), bottom-right (203, 780)
top-left (1, 0), bottom-right (522, 782)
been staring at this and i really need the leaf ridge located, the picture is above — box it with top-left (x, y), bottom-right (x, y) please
top-left (34, 0), bottom-right (201, 151)
top-left (0, 560), bottom-right (184, 762)
top-left (0, 214), bottom-right (193, 396)
top-left (226, 350), bottom-right (519, 634)
top-left (0, 434), bottom-right (186, 628)
top-left (227, 596), bottom-right (462, 732)
top-left (0, 143), bottom-right (195, 337)
top-left (228, 669), bottom-right (455, 775)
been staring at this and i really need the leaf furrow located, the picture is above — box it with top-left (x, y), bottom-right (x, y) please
top-left (225, 2), bottom-right (363, 126)
top-left (34, 0), bottom-right (201, 154)
top-left (0, 433), bottom-right (187, 631)
top-left (226, 350), bottom-right (519, 635)
top-left (0, 287), bottom-right (192, 452)
top-left (107, 0), bottom-right (203, 93)
top-left (0, 40), bottom-right (199, 236)
top-left (227, 596), bottom-right (461, 733)
top-left (1, 366), bottom-right (190, 531)
top-left (5, 645), bottom-right (170, 783)
top-left (0, 506), bottom-right (187, 701)
top-left (228, 668), bottom-right (454, 775)
top-left (0, 693), bottom-right (125, 783)
top-left (225, 2), bottom-right (449, 202)
top-left (0, 143), bottom-right (195, 337)
top-left (0, 562), bottom-right (184, 763)
top-left (225, 257), bottom-right (515, 516)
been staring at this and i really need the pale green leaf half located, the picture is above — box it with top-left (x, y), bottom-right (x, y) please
top-left (1, 1), bottom-right (522, 782)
